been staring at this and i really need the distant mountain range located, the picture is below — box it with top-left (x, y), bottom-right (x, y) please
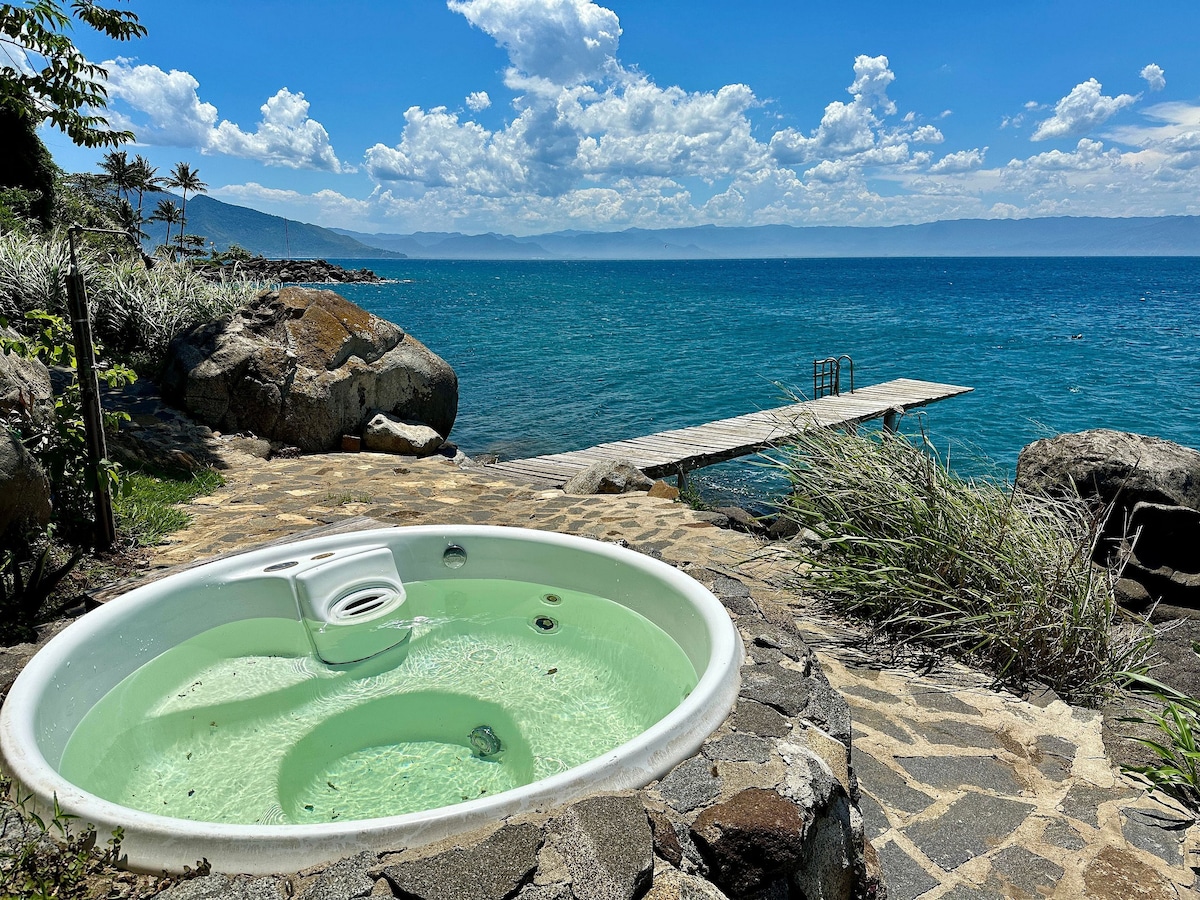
top-left (143, 192), bottom-right (404, 259)
top-left (156, 191), bottom-right (1200, 259)
top-left (333, 216), bottom-right (1200, 259)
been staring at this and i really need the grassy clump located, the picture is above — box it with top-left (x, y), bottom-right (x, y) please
top-left (114, 468), bottom-right (224, 547)
top-left (0, 780), bottom-right (123, 900)
top-left (773, 426), bottom-right (1151, 704)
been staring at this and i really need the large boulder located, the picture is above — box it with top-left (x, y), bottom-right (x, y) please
top-left (161, 288), bottom-right (457, 452)
top-left (0, 330), bottom-right (54, 432)
top-left (1016, 430), bottom-right (1200, 513)
top-left (1017, 430), bottom-right (1200, 610)
top-left (0, 430), bottom-right (51, 537)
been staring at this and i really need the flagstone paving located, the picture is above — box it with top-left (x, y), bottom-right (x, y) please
top-left (136, 449), bottom-right (1199, 898)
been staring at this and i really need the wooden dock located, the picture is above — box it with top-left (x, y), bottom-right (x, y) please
top-left (484, 377), bottom-right (973, 487)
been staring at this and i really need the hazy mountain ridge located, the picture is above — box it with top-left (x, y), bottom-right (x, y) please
top-left (333, 216), bottom-right (1200, 259)
top-left (142, 192), bottom-right (404, 259)
top-left (166, 191), bottom-right (1200, 259)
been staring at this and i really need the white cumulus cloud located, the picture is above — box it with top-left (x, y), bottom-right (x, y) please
top-left (1140, 64), bottom-right (1166, 92)
top-left (466, 91), bottom-right (492, 111)
top-left (447, 0), bottom-right (621, 87)
top-left (101, 61), bottom-right (347, 171)
top-left (929, 147), bottom-right (987, 174)
top-left (1031, 78), bottom-right (1139, 141)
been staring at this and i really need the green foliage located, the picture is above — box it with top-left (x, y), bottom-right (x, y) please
top-left (0, 0), bottom-right (145, 148)
top-left (1121, 646), bottom-right (1200, 810)
top-left (0, 780), bottom-right (124, 899)
top-left (0, 309), bottom-right (134, 540)
top-left (0, 186), bottom-right (40, 235)
top-left (114, 468), bottom-right (223, 546)
top-left (0, 106), bottom-right (58, 228)
top-left (0, 539), bottom-right (81, 644)
top-left (773, 425), bottom-right (1153, 704)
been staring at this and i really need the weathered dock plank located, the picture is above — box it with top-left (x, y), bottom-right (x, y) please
top-left (483, 378), bottom-right (972, 487)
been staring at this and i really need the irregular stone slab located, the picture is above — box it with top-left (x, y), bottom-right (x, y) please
top-left (382, 823), bottom-right (542, 900)
top-left (988, 846), bottom-right (1063, 897)
top-left (856, 791), bottom-right (890, 839)
top-left (739, 662), bottom-right (811, 717)
top-left (562, 460), bottom-right (653, 495)
top-left (851, 706), bottom-right (915, 744)
top-left (1120, 807), bottom-right (1191, 867)
top-left (1032, 734), bottom-right (1076, 781)
top-left (643, 868), bottom-right (732, 900)
top-left (691, 788), bottom-right (809, 900)
top-left (909, 689), bottom-right (980, 715)
top-left (1040, 816), bottom-right (1085, 851)
top-left (903, 718), bottom-right (1002, 751)
top-left (362, 410), bottom-right (444, 456)
top-left (903, 792), bottom-right (1034, 870)
top-left (299, 851), bottom-right (376, 900)
top-left (1058, 781), bottom-right (1134, 827)
top-left (741, 664), bottom-right (850, 745)
top-left (157, 875), bottom-right (288, 900)
top-left (1082, 845), bottom-right (1181, 900)
top-left (841, 683), bottom-right (900, 705)
top-left (645, 808), bottom-right (683, 867)
top-left (876, 840), bottom-right (939, 900)
top-left (703, 732), bottom-right (771, 764)
top-left (731, 699), bottom-right (790, 738)
top-left (654, 755), bottom-right (722, 812)
top-left (896, 755), bottom-right (1024, 795)
top-left (545, 794), bottom-right (653, 900)
top-left (850, 749), bottom-right (935, 815)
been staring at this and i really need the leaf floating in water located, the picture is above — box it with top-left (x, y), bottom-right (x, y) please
top-left (304, 804), bottom-right (314, 811)
top-left (187, 790), bottom-right (194, 797)
top-left (327, 781), bottom-right (338, 791)
top-left (546, 667), bottom-right (558, 675)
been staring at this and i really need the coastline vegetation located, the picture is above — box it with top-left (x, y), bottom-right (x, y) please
top-left (772, 425), bottom-right (1154, 705)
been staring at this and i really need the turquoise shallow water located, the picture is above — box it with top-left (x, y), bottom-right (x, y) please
top-left (331, 257), bottom-right (1200, 503)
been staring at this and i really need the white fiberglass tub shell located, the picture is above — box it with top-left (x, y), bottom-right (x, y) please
top-left (0, 526), bottom-right (742, 875)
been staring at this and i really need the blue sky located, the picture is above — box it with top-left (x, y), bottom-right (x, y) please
top-left (37, 0), bottom-right (1200, 235)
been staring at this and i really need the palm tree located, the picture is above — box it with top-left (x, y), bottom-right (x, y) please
top-left (165, 162), bottom-right (206, 257)
top-left (150, 199), bottom-right (182, 259)
top-left (129, 155), bottom-right (161, 225)
top-left (100, 150), bottom-right (134, 204)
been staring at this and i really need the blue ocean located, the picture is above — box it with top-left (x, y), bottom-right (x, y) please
top-left (331, 257), bottom-right (1200, 506)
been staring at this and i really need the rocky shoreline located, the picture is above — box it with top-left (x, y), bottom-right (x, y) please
top-left (201, 257), bottom-right (383, 284)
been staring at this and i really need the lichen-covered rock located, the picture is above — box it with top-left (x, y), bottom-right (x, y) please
top-left (562, 460), bottom-right (653, 495)
top-left (161, 287), bottom-right (457, 452)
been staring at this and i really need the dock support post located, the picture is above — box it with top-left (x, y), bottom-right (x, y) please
top-left (883, 406), bottom-right (903, 434)
top-left (676, 465), bottom-right (689, 494)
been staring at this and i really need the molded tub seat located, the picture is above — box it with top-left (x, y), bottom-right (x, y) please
top-left (0, 526), bottom-right (743, 875)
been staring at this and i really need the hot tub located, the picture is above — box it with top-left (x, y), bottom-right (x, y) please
top-left (0, 526), bottom-right (743, 874)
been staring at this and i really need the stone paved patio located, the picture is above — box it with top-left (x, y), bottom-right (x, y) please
top-left (135, 449), bottom-right (1200, 899)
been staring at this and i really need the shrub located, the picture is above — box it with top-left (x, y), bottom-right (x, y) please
top-left (773, 425), bottom-right (1152, 704)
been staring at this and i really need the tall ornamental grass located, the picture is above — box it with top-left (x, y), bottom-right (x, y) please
top-left (0, 231), bottom-right (264, 371)
top-left (773, 426), bottom-right (1152, 704)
